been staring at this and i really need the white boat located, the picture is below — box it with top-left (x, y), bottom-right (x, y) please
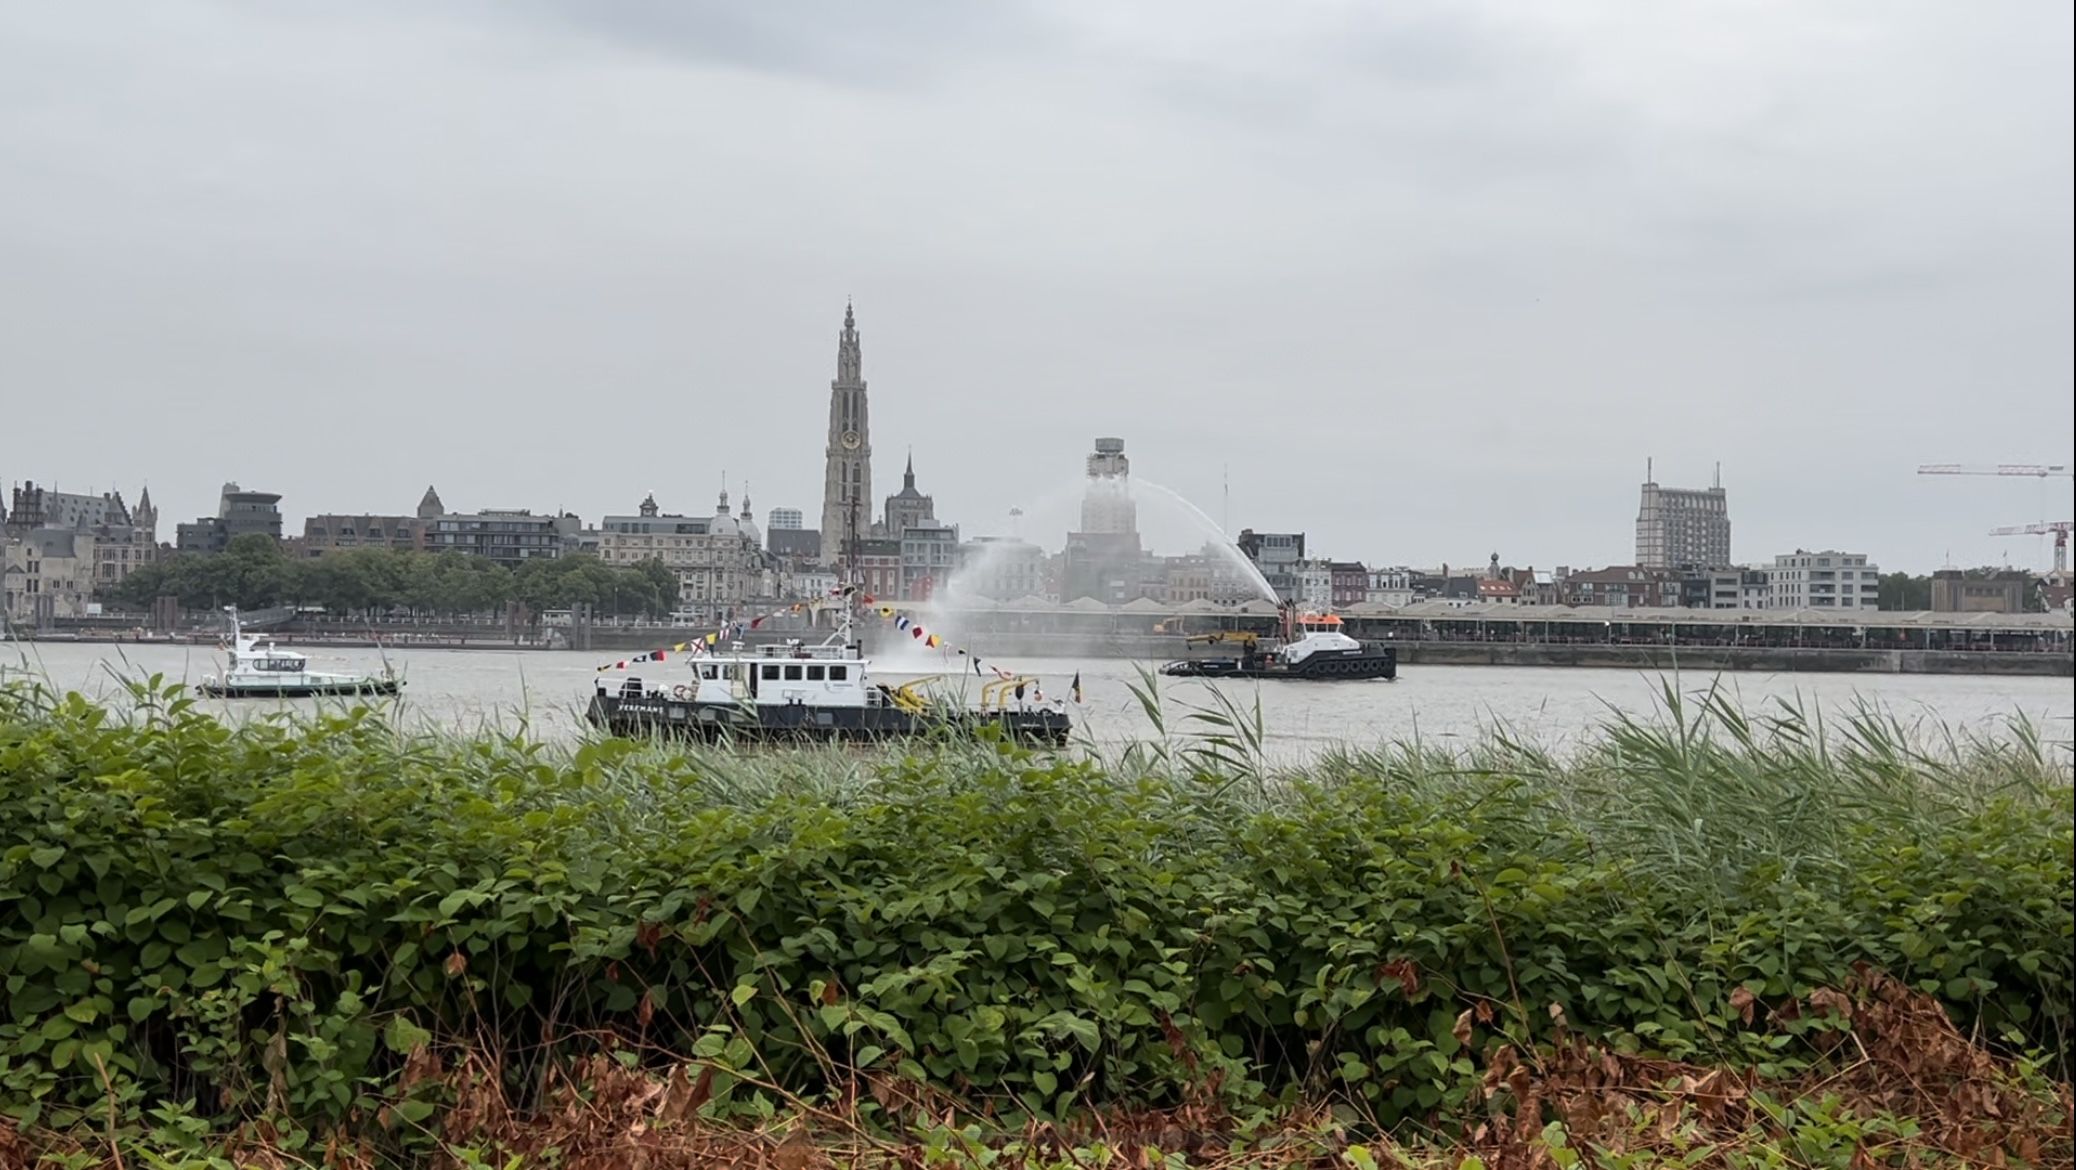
top-left (586, 595), bottom-right (1070, 744)
top-left (198, 608), bottom-right (402, 699)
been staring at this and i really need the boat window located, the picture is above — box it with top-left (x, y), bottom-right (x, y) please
top-left (761, 664), bottom-right (781, 680)
top-left (806, 665), bottom-right (825, 681)
top-left (829, 665), bottom-right (848, 681)
top-left (700, 665), bottom-right (717, 680)
top-left (784, 665), bottom-right (803, 681)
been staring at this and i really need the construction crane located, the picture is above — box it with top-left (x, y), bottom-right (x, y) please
top-left (1917, 464), bottom-right (2073, 478)
top-left (1988, 521), bottom-right (2073, 573)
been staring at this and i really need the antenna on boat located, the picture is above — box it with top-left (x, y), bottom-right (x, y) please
top-left (843, 494), bottom-right (862, 652)
top-left (367, 617), bottom-right (396, 683)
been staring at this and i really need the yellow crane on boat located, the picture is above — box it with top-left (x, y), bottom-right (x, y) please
top-left (1185, 630), bottom-right (1261, 648)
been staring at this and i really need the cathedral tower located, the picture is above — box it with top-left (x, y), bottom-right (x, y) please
top-left (819, 302), bottom-right (873, 561)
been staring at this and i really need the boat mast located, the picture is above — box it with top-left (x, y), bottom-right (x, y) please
top-left (841, 494), bottom-right (862, 652)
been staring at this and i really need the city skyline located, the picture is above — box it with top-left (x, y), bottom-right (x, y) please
top-left (2, 3), bottom-right (2069, 571)
top-left (7, 455), bottom-right (2069, 580)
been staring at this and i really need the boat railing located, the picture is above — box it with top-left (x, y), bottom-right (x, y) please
top-left (748, 642), bottom-right (856, 660)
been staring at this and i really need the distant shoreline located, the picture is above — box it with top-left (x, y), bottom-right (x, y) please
top-left (11, 629), bottom-right (2070, 676)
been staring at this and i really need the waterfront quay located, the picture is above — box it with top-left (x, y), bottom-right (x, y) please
top-left (887, 599), bottom-right (2075, 677)
top-left (14, 600), bottom-right (2071, 677)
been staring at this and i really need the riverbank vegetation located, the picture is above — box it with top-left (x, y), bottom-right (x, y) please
top-left (0, 678), bottom-right (2069, 1167)
top-left (104, 535), bottom-right (678, 621)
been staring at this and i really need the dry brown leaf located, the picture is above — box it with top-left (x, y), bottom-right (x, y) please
top-left (1379, 959), bottom-right (1421, 998)
top-left (1729, 985), bottom-right (1756, 1025)
top-left (772, 1123), bottom-right (820, 1170)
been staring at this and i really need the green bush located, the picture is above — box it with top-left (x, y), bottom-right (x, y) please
top-left (0, 677), bottom-right (2068, 1141)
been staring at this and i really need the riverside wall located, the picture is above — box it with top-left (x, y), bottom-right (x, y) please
top-left (20, 626), bottom-right (2070, 676)
top-left (858, 632), bottom-right (2075, 677)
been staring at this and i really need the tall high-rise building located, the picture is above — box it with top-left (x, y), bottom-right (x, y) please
top-left (1079, 437), bottom-right (1136, 535)
top-left (819, 303), bottom-right (874, 561)
top-left (1063, 437), bottom-right (1154, 603)
top-left (767, 508), bottom-right (804, 531)
top-left (1634, 463), bottom-right (1730, 569)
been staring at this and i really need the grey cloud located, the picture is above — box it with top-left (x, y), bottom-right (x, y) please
top-left (493, 0), bottom-right (1056, 86)
top-left (1331, 7), bottom-right (1531, 87)
top-left (0, 0), bottom-right (2068, 571)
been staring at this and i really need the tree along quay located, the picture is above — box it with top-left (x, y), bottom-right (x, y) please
top-left (0, 678), bottom-right (2069, 1164)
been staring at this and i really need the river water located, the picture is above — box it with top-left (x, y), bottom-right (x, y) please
top-left (6, 640), bottom-right (2070, 759)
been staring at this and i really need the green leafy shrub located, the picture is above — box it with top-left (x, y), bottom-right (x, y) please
top-left (0, 676), bottom-right (2068, 1145)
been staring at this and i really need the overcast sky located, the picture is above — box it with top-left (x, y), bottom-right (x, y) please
top-left (3, 0), bottom-right (2070, 572)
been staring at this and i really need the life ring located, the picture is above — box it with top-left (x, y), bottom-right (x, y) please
top-left (671, 684), bottom-right (694, 700)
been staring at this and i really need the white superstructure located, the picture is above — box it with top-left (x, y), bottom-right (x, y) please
top-left (1276, 614), bottom-right (1364, 666)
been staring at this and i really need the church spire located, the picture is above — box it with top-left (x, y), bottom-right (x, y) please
top-left (836, 301), bottom-right (862, 384)
top-left (903, 448), bottom-right (915, 490)
top-left (822, 300), bottom-right (874, 560)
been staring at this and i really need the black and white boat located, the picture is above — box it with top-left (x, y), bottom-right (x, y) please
top-left (585, 602), bottom-right (1072, 745)
top-left (199, 608), bottom-right (403, 698)
top-left (1161, 609), bottom-right (1397, 681)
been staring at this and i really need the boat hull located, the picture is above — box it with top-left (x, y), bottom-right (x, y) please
top-left (1161, 647), bottom-right (1397, 681)
top-left (199, 678), bottom-right (403, 699)
top-left (586, 694), bottom-right (1072, 745)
